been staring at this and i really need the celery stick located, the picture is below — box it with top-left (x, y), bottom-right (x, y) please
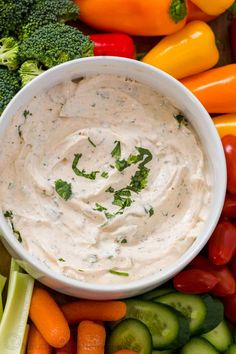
top-left (0, 271), bottom-right (34, 354)
top-left (20, 324), bottom-right (29, 354)
top-left (0, 274), bottom-right (7, 321)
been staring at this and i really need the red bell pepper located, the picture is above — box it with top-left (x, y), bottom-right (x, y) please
top-left (89, 33), bottom-right (135, 59)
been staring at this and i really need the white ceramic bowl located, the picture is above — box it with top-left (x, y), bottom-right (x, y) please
top-left (0, 57), bottom-right (226, 300)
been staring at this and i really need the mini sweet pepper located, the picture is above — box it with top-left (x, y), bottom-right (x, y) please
top-left (213, 114), bottom-right (236, 138)
top-left (190, 0), bottom-right (234, 16)
top-left (142, 21), bottom-right (219, 80)
top-left (75, 0), bottom-right (188, 36)
top-left (181, 64), bottom-right (236, 113)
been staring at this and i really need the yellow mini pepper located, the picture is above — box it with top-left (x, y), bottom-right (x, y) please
top-left (213, 114), bottom-right (236, 138)
top-left (142, 21), bottom-right (219, 80)
top-left (190, 0), bottom-right (234, 16)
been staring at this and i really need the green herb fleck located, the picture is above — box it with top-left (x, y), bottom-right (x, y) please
top-left (106, 186), bottom-right (115, 193)
top-left (18, 125), bottom-right (23, 139)
top-left (113, 188), bottom-right (133, 209)
top-left (145, 206), bottom-right (154, 217)
top-left (101, 171), bottom-right (109, 179)
top-left (111, 141), bottom-right (121, 159)
top-left (174, 113), bottom-right (188, 128)
top-left (55, 179), bottom-right (72, 201)
top-left (72, 153), bottom-right (99, 180)
top-left (129, 166), bottom-right (150, 193)
top-left (121, 238), bottom-right (127, 244)
top-left (88, 137), bottom-right (96, 148)
top-left (23, 110), bottom-right (32, 119)
top-left (4, 210), bottom-right (22, 242)
top-left (93, 203), bottom-right (107, 212)
top-left (109, 269), bottom-right (129, 277)
top-left (58, 258), bottom-right (65, 262)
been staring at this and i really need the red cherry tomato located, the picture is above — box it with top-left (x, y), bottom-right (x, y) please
top-left (208, 221), bottom-right (236, 265)
top-left (230, 253), bottom-right (236, 278)
top-left (222, 193), bottom-right (236, 219)
top-left (222, 135), bottom-right (236, 196)
top-left (188, 255), bottom-right (236, 297)
top-left (223, 293), bottom-right (236, 323)
top-left (173, 269), bottom-right (218, 294)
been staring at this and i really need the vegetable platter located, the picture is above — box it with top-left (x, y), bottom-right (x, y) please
top-left (1, 1), bottom-right (236, 354)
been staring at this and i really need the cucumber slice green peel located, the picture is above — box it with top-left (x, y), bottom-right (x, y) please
top-left (0, 258), bottom-right (34, 354)
top-left (181, 337), bottom-right (219, 354)
top-left (155, 292), bottom-right (207, 335)
top-left (107, 318), bottom-right (152, 354)
top-left (125, 300), bottom-right (190, 350)
top-left (225, 344), bottom-right (236, 354)
top-left (202, 320), bottom-right (233, 352)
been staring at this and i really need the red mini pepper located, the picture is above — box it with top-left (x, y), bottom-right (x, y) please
top-left (222, 193), bottom-right (236, 218)
top-left (222, 135), bottom-right (236, 196)
top-left (89, 33), bottom-right (135, 59)
top-left (208, 221), bottom-right (236, 265)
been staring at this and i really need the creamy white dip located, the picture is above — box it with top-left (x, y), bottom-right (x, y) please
top-left (0, 74), bottom-right (211, 284)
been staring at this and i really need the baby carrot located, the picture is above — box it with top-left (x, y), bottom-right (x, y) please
top-left (27, 324), bottom-right (52, 354)
top-left (62, 301), bottom-right (126, 325)
top-left (29, 287), bottom-right (70, 348)
top-left (114, 351), bottom-right (137, 354)
top-left (77, 320), bottom-right (106, 354)
top-left (56, 335), bottom-right (77, 354)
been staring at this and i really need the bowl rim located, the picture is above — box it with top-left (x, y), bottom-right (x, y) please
top-left (0, 56), bottom-right (227, 295)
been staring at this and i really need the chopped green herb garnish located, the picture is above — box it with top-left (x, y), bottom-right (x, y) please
top-left (23, 110), bottom-right (32, 119)
top-left (111, 141), bottom-right (121, 159)
top-left (93, 203), bottom-right (107, 212)
top-left (105, 212), bottom-right (115, 220)
top-left (113, 188), bottom-right (133, 209)
top-left (174, 113), bottom-right (188, 128)
top-left (72, 153), bottom-right (99, 180)
top-left (18, 125), bottom-right (23, 139)
top-left (54, 179), bottom-right (72, 201)
top-left (145, 206), bottom-right (154, 217)
top-left (109, 269), bottom-right (129, 277)
top-left (114, 146), bottom-right (152, 172)
top-left (129, 166), bottom-right (150, 193)
top-left (121, 238), bottom-right (127, 244)
top-left (4, 210), bottom-right (13, 218)
top-left (106, 186), bottom-right (115, 193)
top-left (88, 137), bottom-right (96, 148)
top-left (101, 171), bottom-right (109, 179)
top-left (4, 210), bottom-right (22, 242)
top-left (58, 258), bottom-right (65, 262)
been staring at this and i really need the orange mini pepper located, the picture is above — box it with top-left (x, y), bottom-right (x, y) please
top-left (142, 21), bottom-right (219, 80)
top-left (187, 0), bottom-right (216, 22)
top-left (75, 0), bottom-right (188, 36)
top-left (190, 0), bottom-right (234, 15)
top-left (213, 114), bottom-right (236, 138)
top-left (181, 64), bottom-right (236, 114)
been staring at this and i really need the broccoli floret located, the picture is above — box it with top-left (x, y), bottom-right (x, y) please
top-left (0, 37), bottom-right (20, 70)
top-left (19, 23), bottom-right (94, 69)
top-left (19, 60), bottom-right (45, 86)
top-left (20, 0), bottom-right (79, 39)
top-left (0, 0), bottom-right (34, 37)
top-left (0, 67), bottom-right (21, 114)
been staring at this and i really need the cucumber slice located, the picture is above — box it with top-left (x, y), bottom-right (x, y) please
top-left (199, 295), bottom-right (224, 334)
top-left (140, 287), bottom-right (175, 301)
top-left (202, 321), bottom-right (233, 351)
top-left (126, 299), bottom-right (190, 349)
top-left (225, 344), bottom-right (236, 354)
top-left (155, 293), bottom-right (206, 335)
top-left (181, 337), bottom-right (219, 354)
top-left (107, 319), bottom-right (152, 354)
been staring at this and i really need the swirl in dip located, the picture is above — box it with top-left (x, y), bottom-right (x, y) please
top-left (0, 74), bottom-right (211, 284)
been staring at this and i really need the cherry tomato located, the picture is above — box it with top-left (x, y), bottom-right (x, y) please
top-left (223, 293), bottom-right (236, 323)
top-left (230, 253), bottom-right (236, 278)
top-left (222, 193), bottom-right (236, 219)
top-left (208, 221), bottom-right (236, 265)
top-left (188, 255), bottom-right (236, 297)
top-left (173, 269), bottom-right (218, 294)
top-left (222, 135), bottom-right (236, 195)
